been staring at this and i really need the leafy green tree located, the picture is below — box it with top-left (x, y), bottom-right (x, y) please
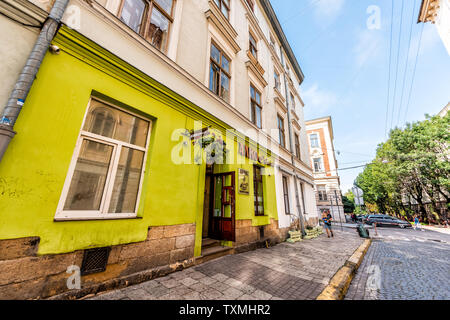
top-left (342, 191), bottom-right (355, 213)
top-left (355, 113), bottom-right (449, 224)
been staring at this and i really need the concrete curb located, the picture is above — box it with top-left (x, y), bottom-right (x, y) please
top-left (316, 238), bottom-right (372, 300)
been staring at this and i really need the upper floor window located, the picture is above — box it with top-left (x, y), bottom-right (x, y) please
top-left (294, 133), bottom-right (301, 160)
top-left (318, 186), bottom-right (328, 201)
top-left (56, 98), bottom-right (151, 220)
top-left (290, 92), bottom-right (295, 109)
top-left (250, 85), bottom-right (262, 128)
top-left (310, 133), bottom-right (320, 148)
top-left (274, 71), bottom-right (281, 90)
top-left (119, 0), bottom-right (175, 51)
top-left (282, 176), bottom-right (290, 214)
top-left (277, 114), bottom-right (286, 148)
top-left (313, 158), bottom-right (323, 173)
top-left (209, 43), bottom-right (231, 103)
top-left (214, 0), bottom-right (230, 20)
top-left (249, 32), bottom-right (258, 59)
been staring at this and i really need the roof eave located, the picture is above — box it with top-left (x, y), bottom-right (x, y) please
top-left (259, 0), bottom-right (305, 85)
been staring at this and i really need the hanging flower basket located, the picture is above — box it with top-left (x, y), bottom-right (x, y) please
top-left (183, 127), bottom-right (227, 165)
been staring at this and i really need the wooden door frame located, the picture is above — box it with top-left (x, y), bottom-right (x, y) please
top-left (208, 171), bottom-right (236, 242)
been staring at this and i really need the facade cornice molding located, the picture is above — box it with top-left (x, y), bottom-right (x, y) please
top-left (246, 57), bottom-right (268, 87)
top-left (292, 118), bottom-right (301, 131)
top-left (0, 0), bottom-right (47, 25)
top-left (291, 109), bottom-right (299, 121)
top-left (306, 116), bottom-right (334, 140)
top-left (273, 86), bottom-right (285, 103)
top-left (271, 54), bottom-right (284, 74)
top-left (276, 99), bottom-right (288, 114)
top-left (277, 158), bottom-right (315, 184)
top-left (418, 0), bottom-right (441, 23)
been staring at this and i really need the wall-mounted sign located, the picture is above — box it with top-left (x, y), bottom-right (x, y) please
top-left (238, 142), bottom-right (272, 166)
top-left (238, 169), bottom-right (250, 195)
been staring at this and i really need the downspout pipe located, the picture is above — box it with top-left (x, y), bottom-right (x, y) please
top-left (0, 0), bottom-right (70, 162)
top-left (280, 48), bottom-right (306, 237)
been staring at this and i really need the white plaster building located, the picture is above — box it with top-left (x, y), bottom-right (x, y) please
top-left (306, 117), bottom-right (345, 223)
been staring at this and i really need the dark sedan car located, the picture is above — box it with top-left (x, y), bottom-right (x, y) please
top-left (364, 215), bottom-right (412, 228)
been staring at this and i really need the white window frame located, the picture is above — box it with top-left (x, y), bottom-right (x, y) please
top-left (313, 157), bottom-right (323, 173)
top-left (310, 133), bottom-right (320, 148)
top-left (54, 97), bottom-right (152, 221)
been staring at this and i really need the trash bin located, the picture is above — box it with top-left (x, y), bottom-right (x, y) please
top-left (357, 224), bottom-right (370, 238)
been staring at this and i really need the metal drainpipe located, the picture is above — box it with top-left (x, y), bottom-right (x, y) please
top-left (0, 0), bottom-right (70, 162)
top-left (280, 48), bottom-right (306, 237)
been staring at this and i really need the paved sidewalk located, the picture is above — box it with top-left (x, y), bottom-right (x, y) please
top-left (421, 225), bottom-right (450, 235)
top-left (88, 228), bottom-right (364, 300)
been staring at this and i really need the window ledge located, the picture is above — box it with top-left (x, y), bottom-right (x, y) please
top-left (54, 215), bottom-right (143, 222)
top-left (246, 52), bottom-right (267, 87)
top-left (274, 87), bottom-right (286, 107)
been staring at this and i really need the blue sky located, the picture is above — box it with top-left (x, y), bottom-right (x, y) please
top-left (271, 0), bottom-right (450, 193)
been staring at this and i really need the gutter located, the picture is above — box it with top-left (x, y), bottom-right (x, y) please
top-left (0, 0), bottom-right (70, 162)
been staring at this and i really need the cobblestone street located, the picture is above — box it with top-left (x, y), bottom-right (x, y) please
top-left (88, 228), bottom-right (363, 300)
top-left (346, 227), bottom-right (450, 300)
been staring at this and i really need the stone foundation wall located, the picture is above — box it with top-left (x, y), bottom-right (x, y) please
top-left (306, 217), bottom-right (319, 227)
top-left (0, 224), bottom-right (195, 300)
top-left (278, 227), bottom-right (291, 242)
top-left (234, 219), bottom-right (282, 253)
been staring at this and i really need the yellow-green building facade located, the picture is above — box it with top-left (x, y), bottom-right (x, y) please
top-left (0, 26), bottom-right (280, 299)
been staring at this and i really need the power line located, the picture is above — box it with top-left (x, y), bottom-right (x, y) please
top-left (338, 164), bottom-right (369, 171)
top-left (396, 0), bottom-right (417, 127)
top-left (390, 0), bottom-right (405, 131)
top-left (339, 160), bottom-right (373, 165)
top-left (385, 0), bottom-right (395, 138)
top-left (403, 23), bottom-right (425, 125)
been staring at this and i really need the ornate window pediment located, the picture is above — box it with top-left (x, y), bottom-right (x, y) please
top-left (205, 0), bottom-right (240, 54)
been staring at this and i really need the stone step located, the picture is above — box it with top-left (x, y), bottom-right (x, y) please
top-left (201, 238), bottom-right (221, 250)
top-left (196, 245), bottom-right (233, 265)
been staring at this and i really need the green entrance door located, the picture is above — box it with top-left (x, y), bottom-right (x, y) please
top-left (210, 172), bottom-right (236, 242)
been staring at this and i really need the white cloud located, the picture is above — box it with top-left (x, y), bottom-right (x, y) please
top-left (301, 84), bottom-right (337, 112)
top-left (311, 0), bottom-right (345, 23)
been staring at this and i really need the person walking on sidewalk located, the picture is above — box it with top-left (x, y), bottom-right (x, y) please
top-left (322, 210), bottom-right (334, 238)
top-left (414, 216), bottom-right (424, 231)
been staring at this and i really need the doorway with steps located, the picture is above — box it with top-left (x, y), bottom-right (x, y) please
top-left (201, 164), bottom-right (236, 260)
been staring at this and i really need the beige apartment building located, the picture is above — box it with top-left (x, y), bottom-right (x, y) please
top-left (306, 117), bottom-right (345, 223)
top-left (0, 0), bottom-right (319, 298)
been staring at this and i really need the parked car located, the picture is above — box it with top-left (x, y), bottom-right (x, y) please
top-left (365, 215), bottom-right (412, 228)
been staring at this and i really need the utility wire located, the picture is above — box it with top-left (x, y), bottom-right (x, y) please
top-left (385, 0), bottom-right (395, 138)
top-left (390, 0), bottom-right (405, 131)
top-left (403, 23), bottom-right (425, 125)
top-left (396, 0), bottom-right (417, 127)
